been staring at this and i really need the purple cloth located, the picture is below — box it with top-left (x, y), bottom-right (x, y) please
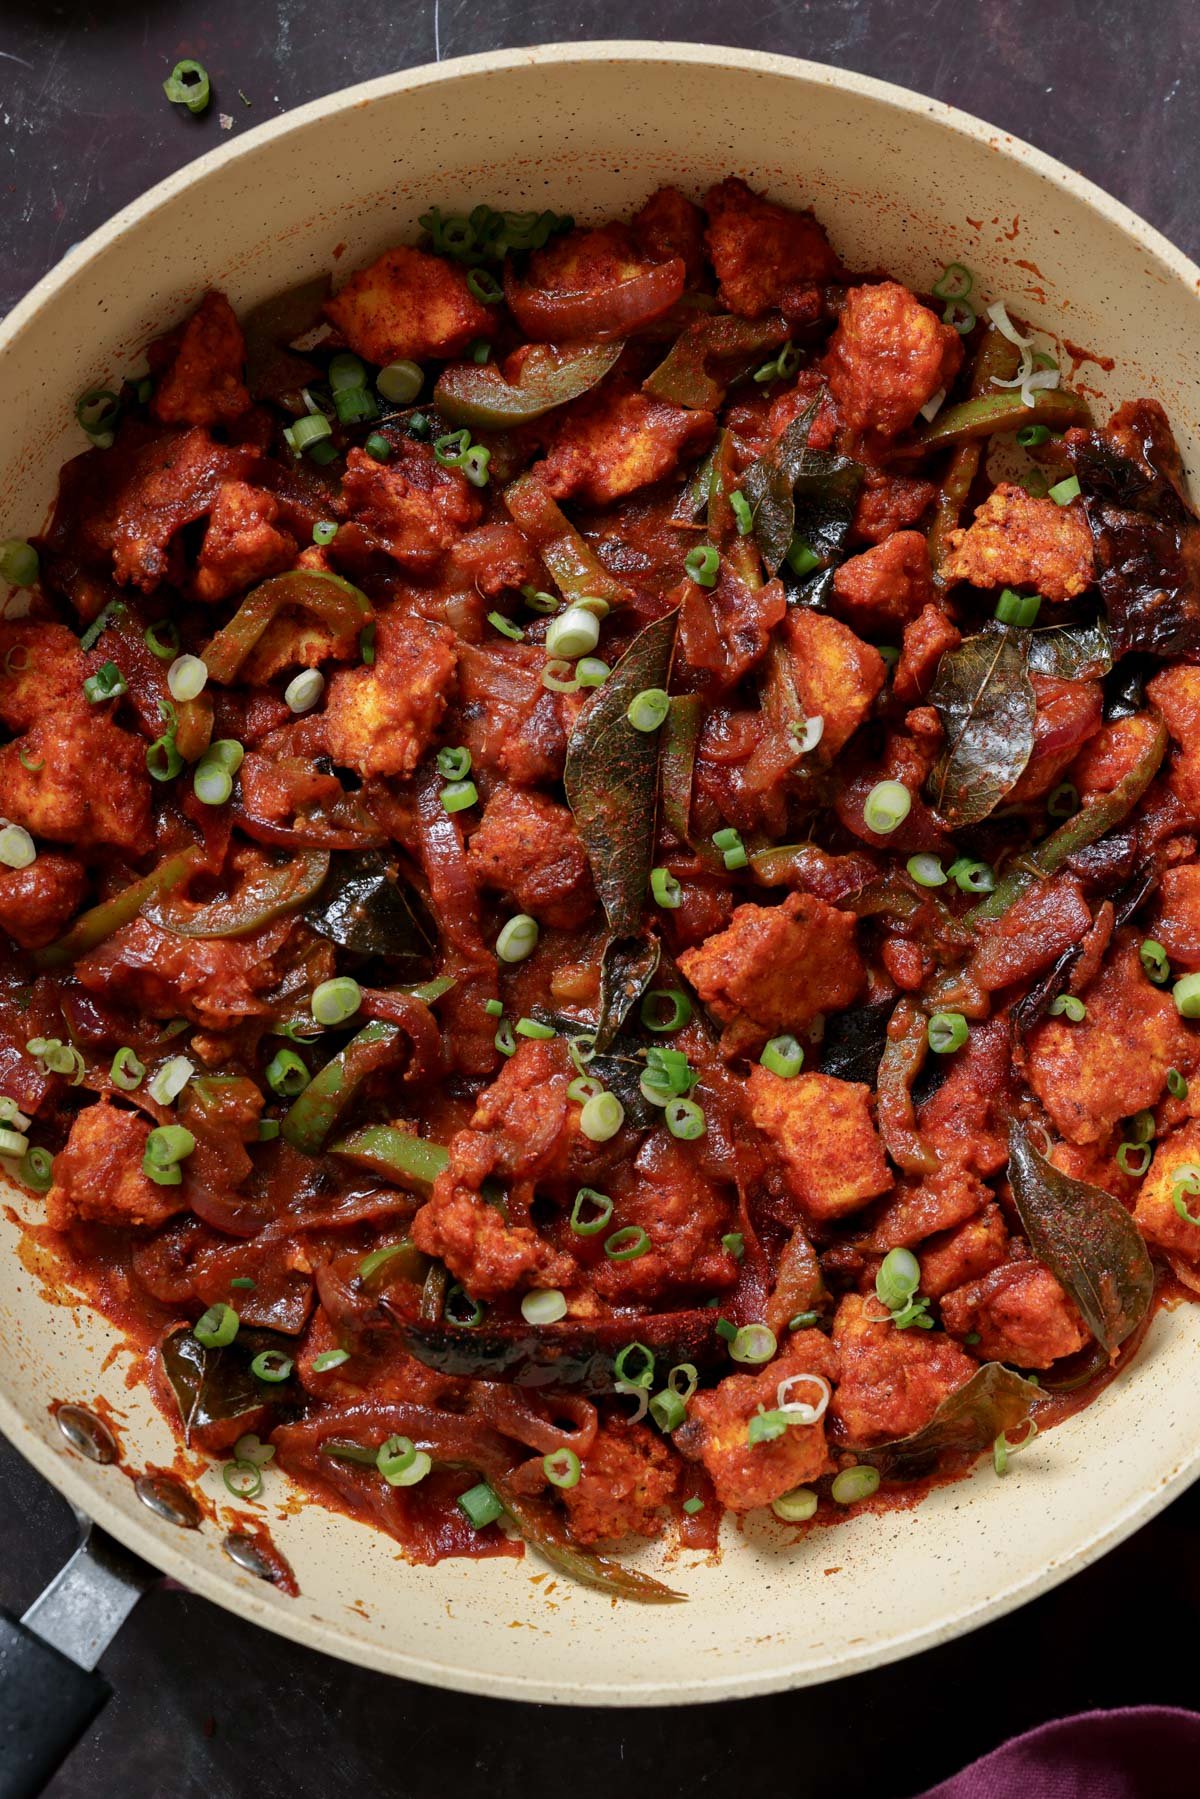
top-left (920, 1708), bottom-right (1200, 1799)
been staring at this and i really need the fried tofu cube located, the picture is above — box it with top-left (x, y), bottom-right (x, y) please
top-left (535, 374), bottom-right (715, 508)
top-left (858, 1165), bottom-right (992, 1252)
top-left (852, 470), bottom-right (937, 544)
top-left (0, 855), bottom-right (86, 951)
top-left (150, 290), bottom-right (250, 428)
top-left (829, 1293), bottom-right (976, 1445)
top-left (325, 243), bottom-right (493, 364)
top-left (677, 891), bottom-right (865, 1035)
top-left (466, 786), bottom-right (595, 929)
top-left (825, 281), bottom-right (963, 439)
top-left (1145, 665), bottom-right (1200, 819)
top-left (0, 712), bottom-right (152, 855)
top-left (831, 531), bottom-right (936, 634)
top-left (46, 1103), bottom-right (186, 1232)
top-left (784, 609), bottom-right (886, 756)
top-left (893, 603), bottom-right (961, 705)
top-left (1133, 1119), bottom-right (1200, 1265)
top-left (193, 481), bottom-right (296, 603)
top-left (1151, 864), bottom-right (1200, 970)
top-left (0, 623), bottom-right (89, 731)
top-left (940, 1259), bottom-right (1089, 1367)
top-left (1026, 934), bottom-right (1190, 1143)
top-left (632, 186), bottom-right (707, 284)
top-left (682, 1333), bottom-right (839, 1511)
top-left (324, 609), bottom-right (456, 780)
top-left (1068, 711), bottom-right (1163, 806)
top-left (918, 1203), bottom-right (1010, 1300)
top-left (561, 1422), bottom-right (679, 1544)
top-left (703, 177), bottom-right (842, 322)
top-left (749, 1067), bottom-right (892, 1220)
top-left (338, 442), bottom-right (481, 574)
top-left (941, 482), bottom-right (1094, 602)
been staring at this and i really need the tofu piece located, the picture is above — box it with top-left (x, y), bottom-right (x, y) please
top-left (703, 177), bottom-right (842, 322)
top-left (0, 623), bottom-right (89, 731)
top-left (940, 1259), bottom-right (1089, 1367)
top-left (0, 712), bottom-right (152, 856)
top-left (940, 482), bottom-right (1094, 603)
top-left (825, 281), bottom-right (963, 439)
top-left (632, 186), bottom-right (707, 284)
top-left (829, 1292), bottom-right (976, 1445)
top-left (324, 609), bottom-right (456, 779)
top-left (749, 1067), bottom-right (892, 1220)
top-left (1151, 864), bottom-right (1200, 970)
top-left (893, 603), bottom-right (961, 705)
top-left (1025, 933), bottom-right (1190, 1143)
top-left (831, 531), bottom-right (936, 634)
top-left (1146, 665), bottom-right (1200, 820)
top-left (918, 1204), bottom-right (1011, 1300)
top-left (677, 891), bottom-right (865, 1036)
top-left (852, 470), bottom-right (937, 544)
top-left (590, 1133), bottom-right (738, 1306)
top-left (535, 374), bottom-right (715, 508)
top-left (0, 855), bottom-right (86, 951)
top-left (325, 244), bottom-right (493, 363)
top-left (193, 481), bottom-right (296, 603)
top-left (682, 1332), bottom-right (839, 1511)
top-left (46, 1103), bottom-right (186, 1232)
top-left (784, 609), bottom-right (886, 756)
top-left (466, 786), bottom-right (595, 930)
top-left (857, 1165), bottom-right (992, 1252)
top-left (1133, 1119), bottom-right (1200, 1265)
top-left (560, 1422), bottom-right (678, 1544)
top-left (338, 442), bottom-right (481, 574)
top-left (149, 290), bottom-right (250, 428)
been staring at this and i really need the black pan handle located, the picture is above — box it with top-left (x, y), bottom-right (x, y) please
top-left (0, 1515), bottom-right (154, 1798)
top-left (0, 1613), bottom-right (109, 1799)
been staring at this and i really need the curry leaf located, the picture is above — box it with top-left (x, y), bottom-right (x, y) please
top-left (1069, 403), bottom-right (1200, 658)
top-left (1027, 616), bottom-right (1113, 681)
top-left (740, 397), bottom-right (863, 582)
top-left (1006, 1118), bottom-right (1154, 1356)
top-left (596, 933), bottom-right (661, 1053)
top-left (853, 1362), bottom-right (1042, 1476)
top-left (161, 1326), bottom-right (284, 1446)
top-left (564, 609), bottom-right (679, 940)
top-left (393, 1306), bottom-right (722, 1395)
top-left (494, 1480), bottom-right (684, 1604)
top-left (926, 622), bottom-right (1036, 827)
top-left (306, 850), bottom-right (436, 972)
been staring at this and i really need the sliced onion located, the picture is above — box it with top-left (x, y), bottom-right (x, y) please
top-left (613, 1378), bottom-right (650, 1423)
top-left (985, 299), bottom-right (1034, 347)
top-left (918, 387), bottom-right (946, 424)
top-left (776, 1373), bottom-right (831, 1425)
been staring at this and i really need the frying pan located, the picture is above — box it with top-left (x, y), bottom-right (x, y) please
top-left (2, 39), bottom-right (1200, 1793)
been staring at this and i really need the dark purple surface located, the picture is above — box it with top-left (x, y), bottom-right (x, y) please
top-left (922, 1707), bottom-right (1200, 1799)
top-left (2, 2), bottom-right (1200, 1793)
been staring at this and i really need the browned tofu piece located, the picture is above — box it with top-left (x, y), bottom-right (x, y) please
top-left (969, 875), bottom-right (1093, 992)
top-left (852, 470), bottom-right (937, 544)
top-left (0, 712), bottom-right (152, 856)
top-left (46, 1103), bottom-right (186, 1233)
top-left (631, 186), bottom-right (707, 284)
top-left (784, 609), bottom-right (886, 756)
top-left (590, 1132), bottom-right (738, 1307)
top-left (1150, 863), bottom-right (1200, 970)
top-left (325, 244), bottom-right (493, 364)
top-left (1133, 1119), bottom-right (1200, 1265)
top-left (857, 1165), bottom-right (991, 1252)
top-left (324, 609), bottom-right (456, 780)
top-left (703, 177), bottom-right (842, 322)
top-left (682, 1332), bottom-right (839, 1511)
top-left (677, 891), bottom-right (865, 1035)
top-left (1068, 712), bottom-right (1163, 806)
top-left (831, 531), bottom-right (936, 634)
top-left (193, 481), bottom-right (296, 603)
top-left (534, 374), bottom-right (715, 508)
top-left (918, 1204), bottom-right (1010, 1300)
top-left (149, 290), bottom-right (250, 428)
top-left (561, 1422), bottom-right (679, 1545)
top-left (940, 1259), bottom-right (1089, 1367)
top-left (940, 482), bottom-right (1094, 603)
top-left (749, 1067), bottom-right (893, 1220)
top-left (0, 855), bottom-right (86, 952)
top-left (829, 1292), bottom-right (975, 1445)
top-left (1146, 665), bottom-right (1200, 820)
top-left (825, 281), bottom-right (963, 439)
top-left (338, 443), bottom-right (481, 574)
top-left (1025, 933), bottom-right (1190, 1143)
top-left (893, 603), bottom-right (961, 705)
top-left (466, 786), bottom-right (595, 930)
top-left (0, 623), bottom-right (89, 731)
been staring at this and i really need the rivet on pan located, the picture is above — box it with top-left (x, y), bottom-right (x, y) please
top-left (223, 1532), bottom-right (278, 1581)
top-left (55, 1404), bottom-right (118, 1465)
top-left (134, 1473), bottom-right (201, 1530)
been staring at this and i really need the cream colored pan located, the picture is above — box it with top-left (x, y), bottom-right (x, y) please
top-left (1, 42), bottom-right (1198, 1731)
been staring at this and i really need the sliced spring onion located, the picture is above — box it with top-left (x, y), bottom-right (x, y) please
top-left (82, 661), bottom-right (127, 704)
top-left (830, 1465), bottom-right (880, 1505)
top-left (516, 1017), bottom-right (556, 1040)
top-left (545, 605), bottom-right (601, 661)
top-left (650, 867), bottom-right (682, 909)
top-left (496, 914), bottom-right (538, 963)
top-left (521, 1288), bottom-right (567, 1324)
top-left (167, 655), bottom-right (207, 702)
top-left (437, 745), bottom-right (472, 781)
top-left (457, 1482), bottom-right (504, 1529)
top-left (163, 59), bottom-right (210, 113)
top-left (729, 490), bottom-right (754, 535)
top-left (640, 988), bottom-right (692, 1034)
top-left (1115, 1141), bottom-right (1152, 1177)
top-left (1167, 1068), bottom-right (1188, 1100)
top-left (543, 1447), bottom-right (581, 1489)
top-left (665, 1097), bottom-right (705, 1140)
top-left (111, 1047), bottom-right (145, 1091)
top-left (649, 1390), bottom-right (687, 1433)
top-left (730, 1324), bottom-right (776, 1366)
top-left (194, 1303), bottom-right (239, 1348)
top-left (604, 1226), bottom-right (650, 1262)
top-left (760, 1035), bottom-right (803, 1079)
top-left (1048, 994), bottom-right (1086, 1022)
top-left (146, 1055), bottom-right (193, 1105)
top-left (684, 545), bottom-right (719, 588)
top-left (627, 687), bottom-right (670, 733)
top-left (488, 610), bottom-right (524, 641)
top-left (927, 1011), bottom-right (968, 1055)
top-left (711, 826), bottom-right (747, 871)
top-left (193, 760), bottom-right (233, 807)
top-left (1048, 475), bottom-right (1081, 506)
top-left (906, 852), bottom-right (946, 888)
top-left (569, 1188), bottom-right (613, 1236)
top-left (0, 826), bottom-right (36, 870)
top-left (379, 1436), bottom-right (431, 1486)
top-left (143, 1124), bottom-right (195, 1186)
top-left (440, 778), bottom-right (478, 813)
top-left (251, 1350), bottom-right (293, 1383)
top-left (311, 977), bottom-right (362, 1027)
top-left (312, 1348), bottom-right (351, 1372)
top-left (995, 588), bottom-right (1042, 627)
top-left (614, 1342), bottom-right (655, 1388)
top-left (682, 1496), bottom-right (705, 1516)
top-left (265, 1048), bottom-right (309, 1097)
top-left (284, 668), bottom-right (325, 714)
top-left (863, 780), bottom-right (911, 835)
top-left (948, 856), bottom-right (994, 894)
top-left (772, 1487), bottom-right (819, 1522)
top-left (580, 1091), bottom-right (625, 1142)
top-left (1174, 974), bottom-right (1200, 1019)
top-left (0, 540), bottom-right (39, 588)
top-left (1140, 939), bottom-right (1171, 985)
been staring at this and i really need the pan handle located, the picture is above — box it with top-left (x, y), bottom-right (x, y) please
top-left (0, 1516), bottom-right (155, 1799)
top-left (0, 1614), bottom-right (110, 1799)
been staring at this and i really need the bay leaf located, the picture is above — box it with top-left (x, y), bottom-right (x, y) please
top-left (927, 621), bottom-right (1036, 827)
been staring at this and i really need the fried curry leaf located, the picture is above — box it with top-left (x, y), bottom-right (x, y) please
top-left (1027, 616), bottom-right (1113, 681)
top-left (564, 608), bottom-right (679, 940)
top-left (819, 1001), bottom-right (893, 1086)
top-left (392, 1306), bottom-right (723, 1394)
top-left (305, 850), bottom-right (436, 971)
top-left (494, 1480), bottom-right (684, 1603)
top-left (740, 397), bottom-right (863, 585)
top-left (1007, 1119), bottom-right (1154, 1356)
top-left (853, 1362), bottom-right (1042, 1476)
top-left (926, 622), bottom-right (1036, 827)
top-left (1068, 402), bottom-right (1200, 658)
top-left (596, 932), bottom-right (661, 1053)
top-left (161, 1326), bottom-right (281, 1446)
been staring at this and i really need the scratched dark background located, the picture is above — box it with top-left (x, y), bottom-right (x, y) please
top-left (3, 2), bottom-right (1200, 1795)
